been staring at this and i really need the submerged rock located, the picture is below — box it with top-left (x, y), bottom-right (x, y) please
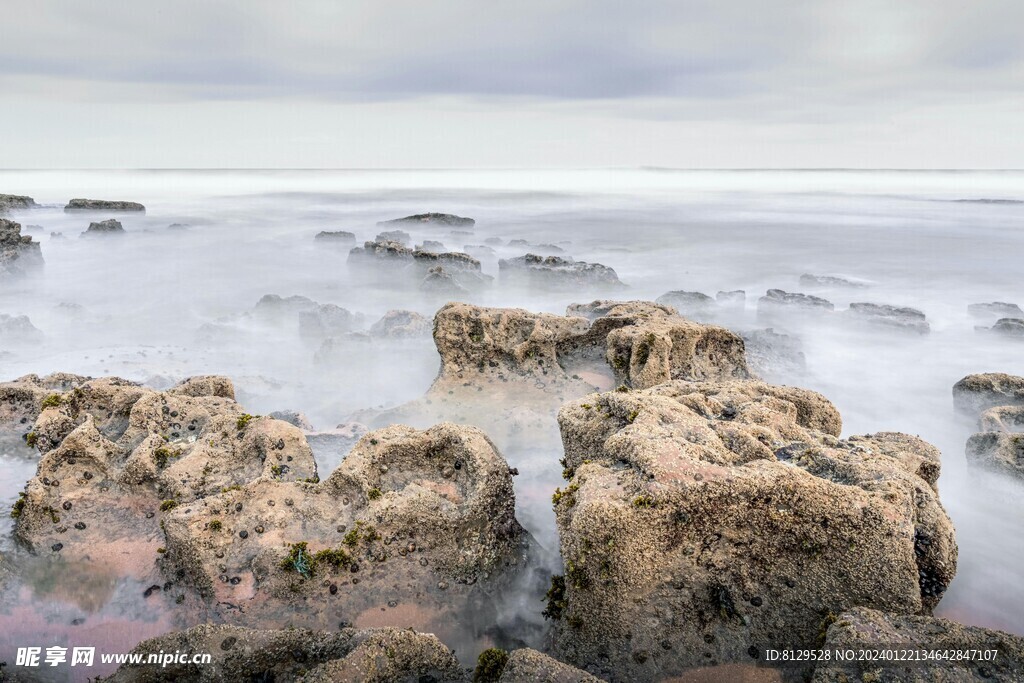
top-left (844, 302), bottom-right (930, 334)
top-left (369, 310), bottom-right (432, 339)
top-left (252, 294), bottom-right (364, 339)
top-left (463, 244), bottom-right (497, 259)
top-left (758, 289), bottom-right (834, 313)
top-left (81, 218), bottom-right (125, 236)
top-left (968, 301), bottom-right (1023, 319)
top-left (966, 431), bottom-right (1024, 481)
top-left (655, 290), bottom-right (715, 318)
top-left (499, 254), bottom-right (624, 289)
top-left (990, 317), bottom-right (1024, 338)
top-left (374, 229), bottom-right (412, 245)
top-left (741, 328), bottom-right (806, 378)
top-left (378, 213), bottom-right (475, 228)
top-left (812, 608), bottom-right (1024, 682)
top-left (0, 218), bottom-right (43, 277)
top-left (952, 373), bottom-right (1024, 416)
top-left (349, 241), bottom-right (492, 291)
top-left (0, 314), bottom-right (44, 347)
top-left (0, 194), bottom-right (37, 213)
top-left (799, 274), bottom-right (868, 289)
top-left (416, 240), bottom-right (446, 252)
top-left (349, 239), bottom-right (415, 266)
top-left (65, 198), bottom-right (145, 212)
top-left (315, 230), bottom-right (356, 242)
top-left (551, 380), bottom-right (956, 680)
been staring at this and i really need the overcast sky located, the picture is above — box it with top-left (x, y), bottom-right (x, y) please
top-left (2, 0), bottom-right (1021, 168)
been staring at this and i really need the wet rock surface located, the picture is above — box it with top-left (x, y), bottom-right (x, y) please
top-left (65, 198), bottom-right (145, 212)
top-left (966, 431), bottom-right (1024, 481)
top-left (82, 218), bottom-right (125, 236)
top-left (0, 219), bottom-right (43, 277)
top-left (0, 372), bottom-right (90, 437)
top-left (844, 302), bottom-right (930, 335)
top-left (378, 212), bottom-right (475, 228)
top-left (551, 380), bottom-right (956, 681)
top-left (0, 194), bottom-right (37, 213)
top-left (499, 254), bottom-right (624, 290)
top-left (952, 373), bottom-right (1024, 416)
top-left (349, 240), bottom-right (492, 291)
top-left (811, 607), bottom-right (1024, 682)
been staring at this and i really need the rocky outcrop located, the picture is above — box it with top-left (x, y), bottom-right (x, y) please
top-left (103, 624), bottom-right (465, 683)
top-left (499, 255), bottom-right (624, 290)
top-left (968, 302), bottom-right (1023, 319)
top-left (966, 431), bottom-right (1024, 481)
top-left (844, 302), bottom-right (930, 335)
top-left (0, 218), bottom-right (43, 277)
top-left (374, 229), bottom-right (412, 245)
top-left (758, 289), bottom-right (834, 313)
top-left (464, 244), bottom-right (497, 259)
top-left (65, 198), bottom-right (145, 212)
top-left (417, 240), bottom-right (446, 252)
top-left (82, 218), bottom-right (125, 236)
top-left (252, 294), bottom-right (363, 340)
top-left (978, 405), bottom-right (1024, 432)
top-left (378, 213), bottom-right (475, 228)
top-left (349, 239), bottom-right (415, 266)
top-left (349, 241), bottom-right (492, 291)
top-left (799, 274), bottom-right (868, 289)
top-left (551, 380), bottom-right (956, 681)
top-left (655, 290), bottom-right (715, 318)
top-left (811, 608), bottom-right (1024, 682)
top-left (0, 194), bottom-right (37, 213)
top-left (493, 649), bottom-right (602, 682)
top-left (952, 373), bottom-right (1024, 416)
top-left (990, 318), bottom-right (1024, 338)
top-left (158, 422), bottom-right (529, 633)
top-left (0, 373), bottom-right (90, 436)
top-left (314, 230), bottom-right (356, 242)
top-left (0, 314), bottom-right (44, 347)
top-left (369, 310), bottom-right (432, 338)
top-left (741, 328), bottom-right (806, 378)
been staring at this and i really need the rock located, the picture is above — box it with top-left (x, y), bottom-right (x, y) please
top-left (369, 310), bottom-right (432, 339)
top-left (350, 241), bottom-right (492, 291)
top-left (952, 373), bottom-right (1024, 416)
top-left (509, 239), bottom-right (529, 247)
top-left (349, 239), bottom-right (415, 266)
top-left (315, 230), bottom-right (356, 242)
top-left (978, 405), bottom-right (1024, 432)
top-left (420, 266), bottom-right (468, 295)
top-left (167, 223), bottom-right (190, 231)
top-left (374, 229), bottom-right (412, 245)
top-left (966, 432), bottom-right (1024, 480)
top-left (844, 302), bottom-right (930, 334)
top-left (65, 198), bottom-right (145, 212)
top-left (252, 294), bottom-right (363, 339)
top-left (12, 376), bottom-right (315, 569)
top-left (81, 218), bottom-right (125, 236)
top-left (968, 302), bottom-right (1023, 319)
top-left (799, 274), bottom-right (868, 289)
top-left (50, 231), bottom-right (65, 239)
top-left (758, 289), bottom-right (834, 313)
top-left (716, 290), bottom-right (745, 308)
top-left (416, 240), bottom-right (446, 252)
top-left (378, 213), bottom-right (475, 228)
top-left (484, 237), bottom-right (504, 246)
top-left (158, 423), bottom-right (530, 634)
top-left (741, 328), bottom-right (806, 377)
top-left (528, 243), bottom-right (565, 255)
top-left (0, 194), bottom-right (37, 213)
top-left (0, 218), bottom-right (44, 277)
top-left (496, 649), bottom-right (602, 682)
top-left (551, 380), bottom-right (956, 680)
top-left (412, 250), bottom-right (492, 290)
top-left (990, 317), bottom-right (1024, 338)
top-left (499, 254), bottom-right (624, 289)
top-left (103, 624), bottom-right (465, 683)
top-left (0, 372), bottom-right (90, 435)
top-left (305, 422), bottom-right (369, 473)
top-left (463, 244), bottom-right (497, 258)
top-left (0, 314), bottom-right (44, 347)
top-left (269, 410), bottom-right (314, 431)
top-left (811, 608), bottom-right (1024, 682)
top-left (655, 290), bottom-right (715, 318)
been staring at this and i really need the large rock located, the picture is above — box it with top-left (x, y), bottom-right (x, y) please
top-left (378, 213), bottom-right (475, 228)
top-left (844, 302), bottom-right (930, 335)
top-left (65, 198), bottom-right (145, 212)
top-left (0, 314), bottom-right (44, 347)
top-left (499, 254), bottom-right (624, 290)
top-left (551, 380), bottom-right (956, 681)
top-left (978, 404), bottom-right (1024, 432)
top-left (655, 290), bottom-right (715, 319)
top-left (0, 218), bottom-right (43, 277)
top-left (158, 422), bottom-right (530, 637)
top-left (82, 218), bottom-right (125, 236)
top-left (349, 241), bottom-right (492, 291)
top-left (758, 289), bottom-right (834, 313)
top-left (968, 302), bottom-right (1023, 319)
top-left (965, 431), bottom-right (1024, 481)
top-left (952, 373), bottom-right (1024, 416)
top-left (0, 194), bottom-right (37, 213)
top-left (811, 608), bottom-right (1024, 682)
top-left (990, 317), bottom-right (1024, 338)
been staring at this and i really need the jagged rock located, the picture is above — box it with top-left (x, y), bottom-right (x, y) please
top-left (82, 219), bottom-right (125, 236)
top-left (269, 410), bottom-right (314, 431)
top-left (370, 310), bottom-right (432, 338)
top-left (656, 290), bottom-right (715, 318)
top-left (966, 432), bottom-right (1024, 481)
top-left (499, 254), bottom-right (624, 289)
top-left (349, 239), bottom-right (415, 266)
top-left (159, 423), bottom-right (530, 634)
top-left (968, 302), bottom-right (1023, 319)
top-left (0, 314), bottom-right (44, 347)
top-left (742, 328), bottom-right (806, 378)
top-left (978, 405), bottom-right (1024, 433)
top-left (416, 240), bottom-right (446, 252)
top-left (811, 608), bottom-right (1024, 682)
top-left (0, 194), bottom-right (37, 213)
top-left (844, 302), bottom-right (930, 334)
top-left (758, 289), bottom-right (834, 313)
top-left (350, 241), bottom-right (492, 291)
top-left (12, 376), bottom-right (315, 570)
top-left (65, 198), bottom-right (145, 212)
top-left (716, 290), bottom-right (745, 308)
top-left (104, 624), bottom-right (465, 683)
top-left (378, 213), bottom-right (475, 228)
top-left (990, 318), bottom-right (1024, 338)
top-left (0, 373), bottom-right (90, 436)
top-left (799, 274), bottom-right (868, 289)
top-left (551, 380), bottom-right (956, 681)
top-left (374, 229), bottom-right (412, 245)
top-left (952, 373), bottom-right (1024, 416)
top-left (315, 230), bottom-right (356, 242)
top-left (413, 251), bottom-right (492, 289)
top-left (0, 218), bottom-right (43, 277)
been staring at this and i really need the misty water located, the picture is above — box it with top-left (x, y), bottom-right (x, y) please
top-left (1, 169), bottom-right (1023, 678)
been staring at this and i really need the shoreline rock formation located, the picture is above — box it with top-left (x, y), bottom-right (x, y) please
top-left (844, 302), bottom-right (930, 335)
top-left (0, 194), bottom-right (37, 214)
top-left (499, 254), bottom-right (624, 290)
top-left (65, 198), bottom-right (145, 212)
top-left (955, 373), bottom-right (1024, 482)
top-left (348, 240), bottom-right (493, 292)
top-left (0, 218), bottom-right (43, 277)
top-left (378, 213), bottom-right (475, 228)
top-left (82, 218), bottom-right (126, 236)
top-left (315, 230), bottom-right (356, 243)
top-left (550, 379), bottom-right (956, 680)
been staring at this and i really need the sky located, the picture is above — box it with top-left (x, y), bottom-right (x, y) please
top-left (1, 0), bottom-right (1022, 169)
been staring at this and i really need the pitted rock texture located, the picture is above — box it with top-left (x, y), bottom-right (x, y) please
top-left (378, 212), bottom-right (475, 228)
top-left (551, 380), bottom-right (956, 681)
top-left (0, 218), bottom-right (43, 277)
top-left (65, 198), bottom-right (145, 212)
top-left (12, 375), bottom-right (316, 566)
top-left (0, 372), bottom-right (90, 437)
top-left (811, 608), bottom-right (1024, 682)
top-left (953, 373), bottom-right (1024, 416)
top-left (159, 423), bottom-right (530, 633)
top-left (499, 254), bottom-right (624, 289)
